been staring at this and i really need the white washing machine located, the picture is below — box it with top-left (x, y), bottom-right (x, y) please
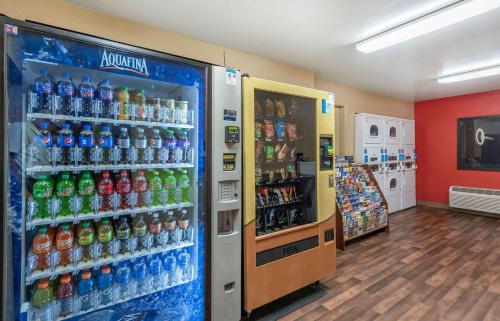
top-left (373, 170), bottom-right (385, 191)
top-left (401, 120), bottom-right (415, 146)
top-left (362, 145), bottom-right (383, 163)
top-left (401, 169), bottom-right (416, 209)
top-left (357, 114), bottom-right (384, 145)
top-left (384, 118), bottom-right (402, 146)
top-left (384, 171), bottom-right (402, 213)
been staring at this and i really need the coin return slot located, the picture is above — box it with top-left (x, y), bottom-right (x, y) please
top-left (218, 209), bottom-right (237, 235)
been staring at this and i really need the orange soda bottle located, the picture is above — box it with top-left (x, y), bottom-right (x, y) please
top-left (56, 223), bottom-right (74, 266)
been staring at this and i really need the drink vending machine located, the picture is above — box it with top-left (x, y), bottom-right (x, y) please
top-left (0, 17), bottom-right (241, 321)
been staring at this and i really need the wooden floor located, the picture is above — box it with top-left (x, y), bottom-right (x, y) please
top-left (279, 206), bottom-right (500, 321)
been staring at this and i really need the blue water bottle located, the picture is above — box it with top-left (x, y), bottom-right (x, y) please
top-left (134, 260), bottom-right (148, 294)
top-left (97, 265), bottom-right (114, 306)
top-left (115, 263), bottom-right (131, 300)
top-left (149, 256), bottom-right (163, 290)
top-left (163, 253), bottom-right (177, 286)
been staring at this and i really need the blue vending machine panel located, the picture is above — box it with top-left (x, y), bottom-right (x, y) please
top-left (2, 19), bottom-right (207, 321)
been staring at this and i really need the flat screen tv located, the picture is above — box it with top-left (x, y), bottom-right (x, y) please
top-left (458, 115), bottom-right (500, 171)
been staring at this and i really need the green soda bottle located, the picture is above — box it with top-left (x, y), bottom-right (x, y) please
top-left (56, 172), bottom-right (75, 216)
top-left (163, 170), bottom-right (177, 204)
top-left (32, 278), bottom-right (53, 309)
top-left (78, 171), bottom-right (95, 214)
top-left (32, 175), bottom-right (53, 219)
top-left (149, 171), bottom-right (163, 206)
top-left (178, 170), bottom-right (190, 203)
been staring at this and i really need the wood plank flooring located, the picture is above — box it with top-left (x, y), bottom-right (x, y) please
top-left (279, 206), bottom-right (500, 321)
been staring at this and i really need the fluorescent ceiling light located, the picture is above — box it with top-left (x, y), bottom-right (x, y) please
top-left (356, 0), bottom-right (500, 53)
top-left (438, 64), bottom-right (500, 83)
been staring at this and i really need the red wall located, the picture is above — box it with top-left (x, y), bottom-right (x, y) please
top-left (415, 89), bottom-right (500, 205)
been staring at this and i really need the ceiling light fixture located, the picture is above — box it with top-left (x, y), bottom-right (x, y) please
top-left (437, 64), bottom-right (500, 83)
top-left (356, 0), bottom-right (500, 53)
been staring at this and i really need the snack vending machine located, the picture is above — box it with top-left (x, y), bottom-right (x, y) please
top-left (0, 17), bottom-right (242, 321)
top-left (242, 77), bottom-right (336, 313)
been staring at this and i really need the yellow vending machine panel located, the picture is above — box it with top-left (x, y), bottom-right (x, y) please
top-left (243, 77), bottom-right (336, 312)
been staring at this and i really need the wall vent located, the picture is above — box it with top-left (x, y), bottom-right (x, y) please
top-left (449, 186), bottom-right (500, 215)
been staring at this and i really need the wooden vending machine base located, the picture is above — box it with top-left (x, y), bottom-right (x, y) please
top-left (244, 215), bottom-right (336, 312)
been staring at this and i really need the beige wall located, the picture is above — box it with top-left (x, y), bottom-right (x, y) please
top-left (315, 78), bottom-right (414, 156)
top-left (0, 0), bottom-right (315, 87)
top-left (0, 0), bottom-right (413, 156)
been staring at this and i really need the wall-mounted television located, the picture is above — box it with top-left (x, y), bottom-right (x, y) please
top-left (458, 115), bottom-right (500, 171)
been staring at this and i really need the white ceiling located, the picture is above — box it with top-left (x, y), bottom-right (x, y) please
top-left (67, 0), bottom-right (500, 102)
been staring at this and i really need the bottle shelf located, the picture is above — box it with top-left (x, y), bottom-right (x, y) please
top-left (26, 202), bottom-right (194, 228)
top-left (53, 275), bottom-right (194, 321)
top-left (27, 113), bottom-right (194, 130)
top-left (25, 239), bottom-right (194, 284)
top-left (27, 162), bottom-right (194, 174)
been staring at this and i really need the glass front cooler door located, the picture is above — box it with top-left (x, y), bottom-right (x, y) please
top-left (254, 90), bottom-right (317, 236)
top-left (3, 21), bottom-right (207, 321)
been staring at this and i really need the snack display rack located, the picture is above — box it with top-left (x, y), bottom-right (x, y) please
top-left (335, 158), bottom-right (389, 250)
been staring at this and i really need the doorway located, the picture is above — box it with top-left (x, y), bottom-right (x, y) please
top-left (335, 105), bottom-right (345, 156)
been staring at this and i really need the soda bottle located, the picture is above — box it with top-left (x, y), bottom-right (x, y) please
top-left (149, 213), bottom-right (162, 247)
top-left (97, 125), bottom-right (114, 165)
top-left (178, 209), bottom-right (191, 242)
top-left (178, 170), bottom-right (190, 203)
top-left (148, 255), bottom-right (163, 290)
top-left (132, 89), bottom-right (147, 121)
top-left (56, 173), bottom-right (75, 216)
top-left (97, 265), bottom-right (114, 306)
top-left (57, 123), bottom-right (75, 165)
top-left (132, 170), bottom-right (147, 208)
top-left (164, 130), bottom-right (176, 163)
top-left (117, 127), bottom-right (130, 164)
top-left (34, 122), bottom-right (54, 166)
top-left (150, 129), bottom-right (162, 163)
top-left (77, 270), bottom-right (95, 311)
top-left (116, 171), bottom-right (131, 209)
top-left (97, 171), bottom-right (114, 212)
top-left (78, 171), bottom-right (95, 214)
top-left (115, 217), bottom-right (130, 254)
top-left (134, 128), bottom-right (147, 163)
top-left (32, 279), bottom-right (54, 320)
top-left (78, 76), bottom-right (95, 117)
top-left (115, 87), bottom-right (130, 120)
top-left (132, 215), bottom-right (147, 250)
top-left (149, 171), bottom-right (162, 206)
top-left (176, 131), bottom-right (190, 163)
top-left (163, 170), bottom-right (177, 204)
top-left (32, 227), bottom-right (52, 270)
top-left (33, 175), bottom-right (53, 219)
top-left (115, 263), bottom-right (131, 299)
top-left (78, 124), bottom-right (94, 165)
top-left (163, 210), bottom-right (177, 244)
top-left (33, 70), bottom-right (54, 113)
top-left (178, 250), bottom-right (191, 281)
top-left (133, 260), bottom-right (148, 294)
top-left (96, 79), bottom-right (114, 118)
top-left (77, 221), bottom-right (94, 262)
top-left (56, 223), bottom-right (74, 266)
top-left (98, 219), bottom-right (113, 258)
top-left (56, 72), bottom-right (75, 115)
top-left (57, 274), bottom-right (74, 317)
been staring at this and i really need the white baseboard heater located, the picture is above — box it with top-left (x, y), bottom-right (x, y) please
top-left (449, 186), bottom-right (500, 216)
